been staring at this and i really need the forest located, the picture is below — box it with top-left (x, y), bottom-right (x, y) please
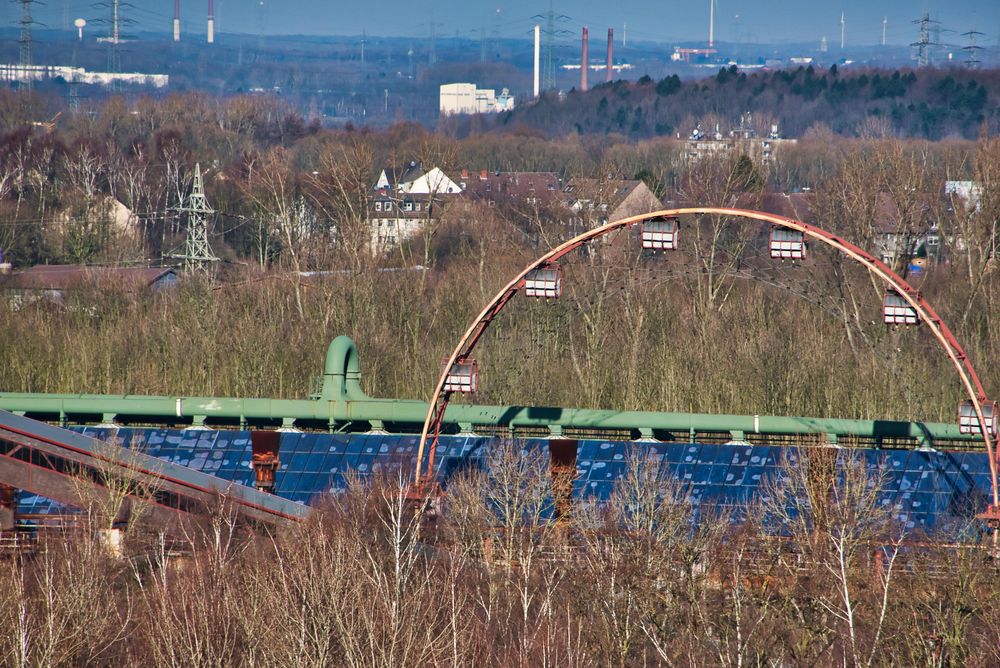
top-left (479, 66), bottom-right (1000, 141)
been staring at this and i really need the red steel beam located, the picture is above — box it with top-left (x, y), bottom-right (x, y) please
top-left (414, 207), bottom-right (999, 519)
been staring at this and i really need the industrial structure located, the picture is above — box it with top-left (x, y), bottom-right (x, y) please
top-left (166, 163), bottom-right (219, 273)
top-left (0, 208), bottom-right (998, 540)
top-left (416, 208), bottom-right (1000, 527)
top-left (0, 332), bottom-right (994, 536)
top-left (439, 83), bottom-right (515, 116)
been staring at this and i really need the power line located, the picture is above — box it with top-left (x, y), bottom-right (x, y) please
top-left (910, 12), bottom-right (940, 68)
top-left (532, 0), bottom-right (572, 92)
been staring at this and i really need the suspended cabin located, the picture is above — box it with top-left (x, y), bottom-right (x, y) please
top-left (524, 264), bottom-right (562, 299)
top-left (641, 217), bottom-right (679, 250)
top-left (882, 290), bottom-right (919, 325)
top-left (769, 226), bottom-right (806, 259)
top-left (958, 400), bottom-right (999, 437)
top-left (443, 359), bottom-right (478, 393)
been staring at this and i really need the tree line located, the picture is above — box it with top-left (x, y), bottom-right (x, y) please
top-left (478, 66), bottom-right (1000, 141)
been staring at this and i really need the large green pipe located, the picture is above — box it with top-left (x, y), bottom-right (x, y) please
top-left (320, 335), bottom-right (369, 401)
top-left (0, 337), bottom-right (978, 444)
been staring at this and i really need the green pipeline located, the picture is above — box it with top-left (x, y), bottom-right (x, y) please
top-left (0, 336), bottom-right (979, 444)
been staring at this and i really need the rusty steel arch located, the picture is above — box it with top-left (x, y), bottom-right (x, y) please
top-left (414, 207), bottom-right (999, 520)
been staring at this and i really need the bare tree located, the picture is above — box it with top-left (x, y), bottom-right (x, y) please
top-left (762, 448), bottom-right (903, 667)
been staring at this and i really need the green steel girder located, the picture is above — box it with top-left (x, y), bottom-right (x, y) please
top-left (0, 336), bottom-right (980, 445)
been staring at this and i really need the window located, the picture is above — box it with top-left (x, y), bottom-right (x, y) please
top-left (488, 200), bottom-right (496, 207)
top-left (385, 201), bottom-right (392, 211)
top-left (486, 184), bottom-right (492, 192)
top-left (415, 202), bottom-right (422, 212)
top-left (404, 201), bottom-right (413, 212)
top-left (375, 201), bottom-right (383, 212)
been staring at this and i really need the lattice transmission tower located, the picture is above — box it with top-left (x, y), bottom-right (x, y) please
top-left (18, 0), bottom-right (38, 91)
top-left (168, 164), bottom-right (219, 274)
top-left (962, 29), bottom-right (985, 69)
top-left (93, 0), bottom-right (136, 90)
top-left (533, 0), bottom-right (571, 91)
top-left (911, 12), bottom-right (940, 67)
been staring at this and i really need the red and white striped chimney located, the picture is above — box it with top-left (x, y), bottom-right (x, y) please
top-left (173, 0), bottom-right (180, 41)
top-left (606, 28), bottom-right (613, 82)
top-left (207, 0), bottom-right (214, 44)
top-left (581, 27), bottom-right (589, 92)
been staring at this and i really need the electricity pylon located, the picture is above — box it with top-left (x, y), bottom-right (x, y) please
top-left (168, 164), bottom-right (219, 274)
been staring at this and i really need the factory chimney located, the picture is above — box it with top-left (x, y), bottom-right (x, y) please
top-left (207, 0), bottom-right (214, 44)
top-left (581, 26), bottom-right (588, 92)
top-left (533, 24), bottom-right (540, 97)
top-left (173, 0), bottom-right (180, 41)
top-left (709, 0), bottom-right (714, 48)
top-left (606, 27), bottom-right (613, 82)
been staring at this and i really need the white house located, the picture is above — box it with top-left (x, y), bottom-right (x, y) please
top-left (369, 164), bottom-right (465, 252)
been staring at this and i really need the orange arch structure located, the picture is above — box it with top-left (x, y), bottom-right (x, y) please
top-left (414, 208), bottom-right (999, 521)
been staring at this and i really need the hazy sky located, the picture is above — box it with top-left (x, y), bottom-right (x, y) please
top-left (18, 1), bottom-right (1000, 46)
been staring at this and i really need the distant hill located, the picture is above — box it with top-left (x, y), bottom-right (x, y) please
top-left (482, 66), bottom-right (1000, 141)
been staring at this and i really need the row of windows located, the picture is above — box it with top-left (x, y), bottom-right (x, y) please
top-left (373, 200), bottom-right (426, 212)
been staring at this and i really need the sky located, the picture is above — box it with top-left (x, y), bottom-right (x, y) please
top-left (14, 1), bottom-right (1000, 47)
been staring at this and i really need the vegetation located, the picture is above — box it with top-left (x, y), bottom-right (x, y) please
top-left (1, 92), bottom-right (999, 426)
top-left (0, 447), bottom-right (997, 667)
top-left (3, 71), bottom-right (1000, 667)
top-left (488, 66), bottom-right (1000, 140)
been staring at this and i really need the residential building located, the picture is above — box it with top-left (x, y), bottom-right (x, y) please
top-left (685, 115), bottom-right (795, 164)
top-left (461, 170), bottom-right (563, 210)
top-left (562, 177), bottom-right (664, 229)
top-left (369, 163), bottom-right (464, 252)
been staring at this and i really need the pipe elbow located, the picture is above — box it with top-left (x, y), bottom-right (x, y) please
top-left (320, 336), bottom-right (368, 401)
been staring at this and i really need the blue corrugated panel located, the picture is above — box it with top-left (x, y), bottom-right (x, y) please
top-left (10, 430), bottom-right (997, 535)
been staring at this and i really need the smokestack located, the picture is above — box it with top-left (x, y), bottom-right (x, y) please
top-left (173, 0), bottom-right (180, 41)
top-left (533, 24), bottom-right (540, 97)
top-left (207, 0), bottom-right (214, 44)
top-left (581, 26), bottom-right (588, 92)
top-left (709, 0), bottom-right (714, 48)
top-left (606, 27), bottom-right (613, 82)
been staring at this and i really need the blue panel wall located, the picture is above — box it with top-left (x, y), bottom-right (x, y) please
top-left (13, 429), bottom-right (994, 536)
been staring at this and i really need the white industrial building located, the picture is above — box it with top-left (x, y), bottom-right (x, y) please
top-left (0, 64), bottom-right (168, 88)
top-left (439, 83), bottom-right (514, 116)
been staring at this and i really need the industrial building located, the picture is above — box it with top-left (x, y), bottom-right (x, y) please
top-left (0, 335), bottom-right (993, 536)
top-left (439, 83), bottom-right (515, 116)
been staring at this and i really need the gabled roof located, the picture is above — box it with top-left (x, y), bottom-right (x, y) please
top-left (563, 178), bottom-right (644, 206)
top-left (462, 170), bottom-right (562, 201)
top-left (759, 192), bottom-right (815, 222)
top-left (375, 162), bottom-right (426, 190)
top-left (1, 265), bottom-right (177, 291)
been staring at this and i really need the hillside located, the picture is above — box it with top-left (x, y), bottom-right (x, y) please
top-left (483, 66), bottom-right (1000, 141)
